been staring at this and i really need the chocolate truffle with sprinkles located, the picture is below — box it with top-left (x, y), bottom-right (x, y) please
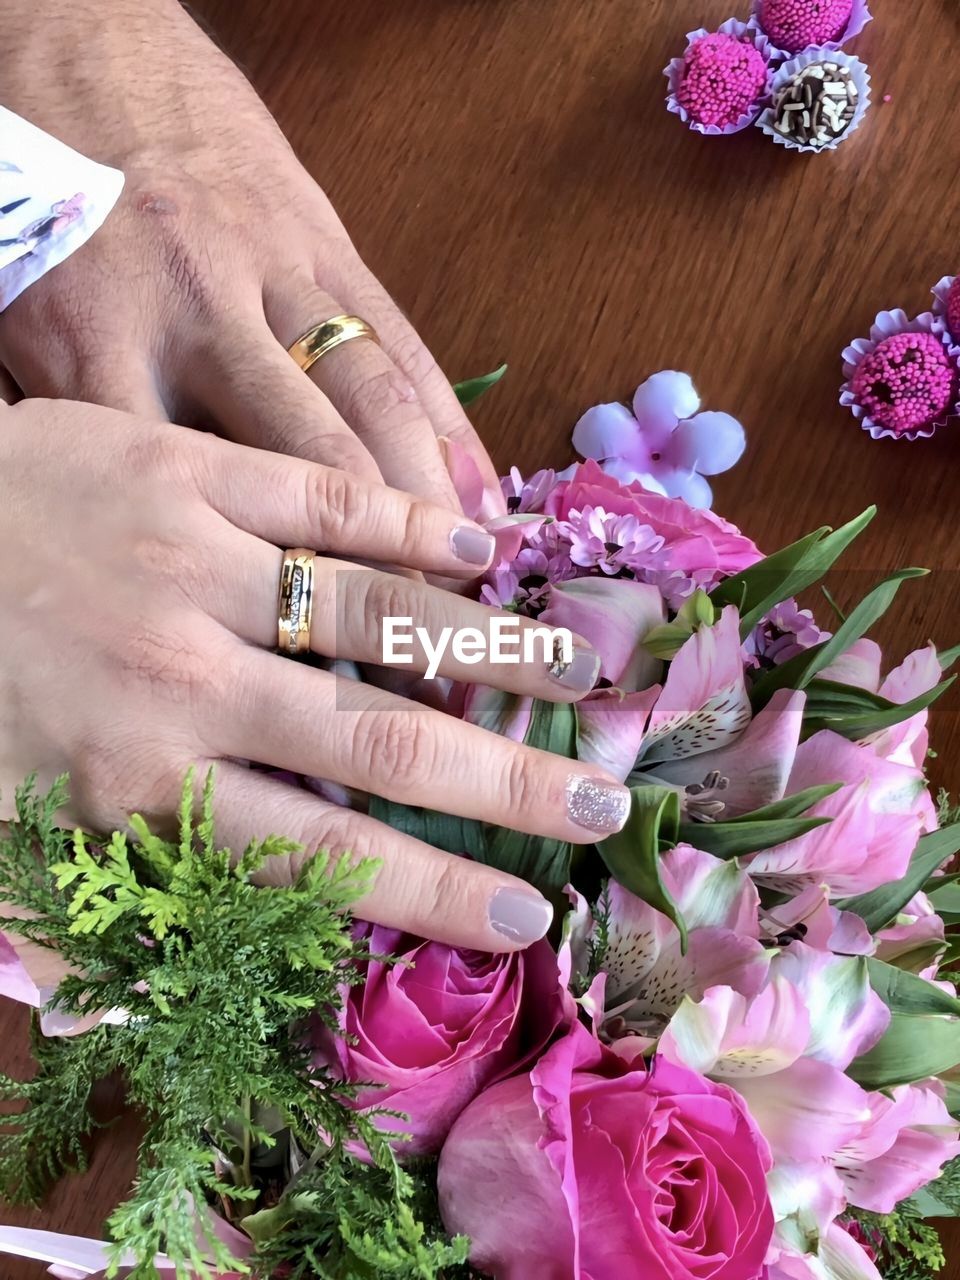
top-left (755, 0), bottom-right (853, 54)
top-left (675, 32), bottom-right (769, 130)
top-left (771, 60), bottom-right (858, 149)
top-left (850, 332), bottom-right (957, 437)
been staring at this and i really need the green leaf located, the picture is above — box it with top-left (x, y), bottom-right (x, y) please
top-left (598, 785), bottom-right (686, 949)
top-left (750, 568), bottom-right (928, 709)
top-left (866, 956), bottom-right (960, 1018)
top-left (452, 364), bottom-right (507, 407)
top-left (710, 507), bottom-right (876, 639)
top-left (802, 675), bottom-right (955, 741)
top-left (643, 590), bottom-right (716, 661)
top-left (367, 796), bottom-right (487, 860)
top-left (939, 643), bottom-right (960, 671)
top-left (849, 1011), bottom-right (960, 1089)
top-left (677, 816), bottom-right (831, 859)
top-left (675, 784), bottom-right (838, 859)
top-left (724, 782), bottom-right (842, 823)
top-left (483, 698), bottom-right (577, 895)
top-left (836, 823), bottom-right (960, 931)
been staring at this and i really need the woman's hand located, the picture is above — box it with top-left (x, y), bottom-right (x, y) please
top-left (0, 0), bottom-right (501, 512)
top-left (0, 400), bottom-right (629, 953)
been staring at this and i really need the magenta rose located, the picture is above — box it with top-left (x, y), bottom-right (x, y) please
top-left (438, 1023), bottom-right (774, 1280)
top-left (545, 460), bottom-right (760, 591)
top-left (310, 924), bottom-right (571, 1156)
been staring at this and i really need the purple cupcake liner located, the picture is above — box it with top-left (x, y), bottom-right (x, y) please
top-left (664, 17), bottom-right (775, 136)
top-left (840, 309), bottom-right (960, 442)
top-left (757, 49), bottom-right (870, 153)
top-left (748, 0), bottom-right (872, 62)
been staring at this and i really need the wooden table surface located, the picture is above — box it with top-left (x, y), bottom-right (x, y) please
top-left (4, 0), bottom-right (960, 1273)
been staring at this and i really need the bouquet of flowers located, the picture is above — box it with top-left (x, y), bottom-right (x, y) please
top-left (2, 377), bottom-right (960, 1280)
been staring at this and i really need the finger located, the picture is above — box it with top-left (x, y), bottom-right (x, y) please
top-left (263, 276), bottom-right (463, 509)
top-left (330, 256), bottom-right (505, 510)
top-left (193, 434), bottom-right (497, 574)
top-left (189, 318), bottom-right (383, 484)
top-left (216, 542), bottom-right (600, 699)
top-left (210, 655), bottom-right (630, 844)
top-left (213, 763), bottom-right (553, 951)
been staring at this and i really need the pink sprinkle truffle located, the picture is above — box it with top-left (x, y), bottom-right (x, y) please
top-left (946, 277), bottom-right (960, 340)
top-left (676, 33), bottom-right (769, 129)
top-left (756, 0), bottom-right (853, 54)
top-left (850, 331), bottom-right (956, 435)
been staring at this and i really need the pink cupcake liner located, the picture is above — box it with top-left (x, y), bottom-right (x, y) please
top-left (840, 309), bottom-right (960, 442)
top-left (757, 49), bottom-right (870, 153)
top-left (664, 18), bottom-right (775, 136)
top-left (748, 0), bottom-right (872, 61)
top-left (931, 275), bottom-right (960, 355)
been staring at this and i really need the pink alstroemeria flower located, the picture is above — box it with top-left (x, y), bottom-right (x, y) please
top-left (563, 846), bottom-right (768, 1042)
top-left (820, 638), bottom-right (946, 771)
top-left (572, 370), bottom-right (746, 509)
top-left (747, 730), bottom-right (932, 897)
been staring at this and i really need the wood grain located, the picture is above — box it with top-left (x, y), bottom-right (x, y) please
top-left (4, 0), bottom-right (960, 1272)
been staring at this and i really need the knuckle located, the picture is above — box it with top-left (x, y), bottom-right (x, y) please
top-left (422, 857), bottom-right (470, 923)
top-left (401, 499), bottom-right (434, 558)
top-left (309, 466), bottom-right (360, 537)
top-left (351, 707), bottom-right (435, 790)
top-left (358, 576), bottom-right (415, 652)
top-left (346, 364), bottom-right (417, 428)
top-left (500, 746), bottom-right (538, 817)
top-left (389, 325), bottom-right (439, 388)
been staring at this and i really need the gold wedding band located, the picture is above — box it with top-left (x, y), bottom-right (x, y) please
top-left (287, 314), bottom-right (380, 374)
top-left (277, 549), bottom-right (316, 656)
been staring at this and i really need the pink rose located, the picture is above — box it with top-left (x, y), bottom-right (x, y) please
top-left (544, 461), bottom-right (760, 591)
top-left (311, 924), bottom-right (571, 1156)
top-left (438, 1024), bottom-right (774, 1280)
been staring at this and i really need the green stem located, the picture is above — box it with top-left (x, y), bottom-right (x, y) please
top-left (240, 1095), bottom-right (252, 1189)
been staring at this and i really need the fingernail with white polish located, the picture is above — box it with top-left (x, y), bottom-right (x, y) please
top-left (451, 524), bottom-right (496, 566)
top-left (566, 775), bottom-right (631, 835)
top-left (548, 646), bottom-right (601, 694)
top-left (489, 886), bottom-right (554, 944)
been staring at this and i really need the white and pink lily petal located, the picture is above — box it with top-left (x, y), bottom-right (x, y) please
top-left (648, 688), bottom-right (806, 819)
top-left (639, 605), bottom-right (751, 764)
top-left (769, 946), bottom-right (889, 1071)
top-left (576, 686), bottom-right (660, 782)
top-left (834, 1081), bottom-right (960, 1214)
top-left (747, 731), bottom-right (930, 897)
top-left (874, 892), bottom-right (945, 979)
top-left (657, 979), bottom-right (810, 1080)
top-left (538, 575), bottom-right (665, 691)
top-left (762, 884), bottom-right (875, 957)
top-left (821, 639), bottom-right (944, 770)
top-left (769, 1220), bottom-right (883, 1280)
top-left (590, 851), bottom-right (767, 1037)
top-left (657, 946), bottom-right (886, 1081)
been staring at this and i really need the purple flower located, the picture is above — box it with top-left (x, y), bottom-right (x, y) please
top-left (556, 505), bottom-right (665, 575)
top-left (744, 598), bottom-right (831, 671)
top-left (500, 466), bottom-right (558, 514)
top-left (572, 371), bottom-right (746, 508)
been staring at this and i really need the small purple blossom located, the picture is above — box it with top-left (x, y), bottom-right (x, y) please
top-left (500, 467), bottom-right (558, 514)
top-left (557, 505), bottom-right (665, 576)
top-left (744, 599), bottom-right (831, 671)
top-left (572, 371), bottom-right (746, 509)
